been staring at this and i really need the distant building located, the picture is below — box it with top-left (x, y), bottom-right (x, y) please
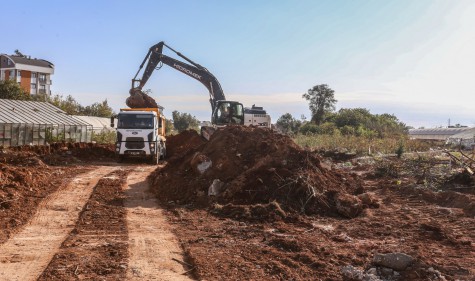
top-left (408, 127), bottom-right (473, 141)
top-left (0, 53), bottom-right (54, 96)
top-left (446, 127), bottom-right (475, 148)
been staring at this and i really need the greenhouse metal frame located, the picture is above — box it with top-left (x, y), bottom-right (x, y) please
top-left (0, 99), bottom-right (92, 147)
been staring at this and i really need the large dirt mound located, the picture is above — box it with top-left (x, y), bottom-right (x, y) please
top-left (165, 130), bottom-right (206, 160)
top-left (0, 148), bottom-right (88, 243)
top-left (150, 126), bottom-right (365, 217)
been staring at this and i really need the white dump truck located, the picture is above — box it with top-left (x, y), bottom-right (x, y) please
top-left (111, 108), bottom-right (166, 164)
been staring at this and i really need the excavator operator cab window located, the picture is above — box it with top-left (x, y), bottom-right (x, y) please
top-left (216, 102), bottom-right (243, 125)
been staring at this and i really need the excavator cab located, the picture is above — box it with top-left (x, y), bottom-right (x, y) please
top-left (201, 101), bottom-right (244, 140)
top-left (213, 101), bottom-right (244, 126)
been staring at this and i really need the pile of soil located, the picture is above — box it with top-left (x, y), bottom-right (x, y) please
top-left (150, 126), bottom-right (366, 217)
top-left (0, 149), bottom-right (87, 243)
top-left (165, 129), bottom-right (206, 159)
top-left (0, 143), bottom-right (112, 243)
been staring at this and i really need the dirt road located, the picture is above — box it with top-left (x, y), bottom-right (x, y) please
top-left (0, 164), bottom-right (190, 281)
top-left (125, 166), bottom-right (191, 280)
top-left (0, 166), bottom-right (116, 280)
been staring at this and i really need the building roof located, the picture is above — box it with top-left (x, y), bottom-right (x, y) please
top-left (9, 55), bottom-right (54, 68)
top-left (408, 127), bottom-right (472, 136)
top-left (73, 115), bottom-right (116, 130)
top-left (447, 127), bottom-right (475, 140)
top-left (0, 99), bottom-right (90, 126)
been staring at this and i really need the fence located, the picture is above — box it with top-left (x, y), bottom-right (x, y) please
top-left (0, 123), bottom-right (92, 147)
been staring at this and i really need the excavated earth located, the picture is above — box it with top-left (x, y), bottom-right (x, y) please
top-left (150, 127), bottom-right (475, 280)
top-left (151, 126), bottom-right (365, 217)
top-left (0, 143), bottom-right (114, 244)
top-left (0, 130), bottom-right (474, 280)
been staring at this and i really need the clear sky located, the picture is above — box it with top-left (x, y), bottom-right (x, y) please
top-left (3, 0), bottom-right (474, 128)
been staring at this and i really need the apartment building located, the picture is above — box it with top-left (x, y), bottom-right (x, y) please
top-left (0, 54), bottom-right (54, 95)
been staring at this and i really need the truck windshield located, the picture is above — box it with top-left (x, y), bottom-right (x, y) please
top-left (118, 114), bottom-right (154, 129)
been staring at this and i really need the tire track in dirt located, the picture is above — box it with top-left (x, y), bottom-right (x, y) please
top-left (125, 166), bottom-right (193, 280)
top-left (0, 166), bottom-right (116, 281)
top-left (39, 169), bottom-right (130, 280)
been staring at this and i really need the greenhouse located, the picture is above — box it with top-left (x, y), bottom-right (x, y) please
top-left (0, 99), bottom-right (92, 147)
top-left (446, 127), bottom-right (475, 149)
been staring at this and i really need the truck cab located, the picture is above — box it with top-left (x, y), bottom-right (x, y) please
top-left (112, 108), bottom-right (166, 164)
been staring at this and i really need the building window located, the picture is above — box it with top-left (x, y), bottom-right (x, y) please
top-left (39, 74), bottom-right (46, 83)
top-left (31, 83), bottom-right (37, 94)
top-left (7, 59), bottom-right (11, 66)
top-left (32, 73), bottom-right (37, 78)
top-left (17, 70), bottom-right (21, 77)
top-left (39, 84), bottom-right (46, 94)
top-left (9, 70), bottom-right (14, 79)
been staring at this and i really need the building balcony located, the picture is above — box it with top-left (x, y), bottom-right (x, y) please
top-left (38, 81), bottom-right (52, 86)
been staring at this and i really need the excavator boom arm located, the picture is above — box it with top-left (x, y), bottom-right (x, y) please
top-left (131, 42), bottom-right (226, 112)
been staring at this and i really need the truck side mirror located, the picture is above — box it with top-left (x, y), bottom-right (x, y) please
top-left (110, 116), bottom-right (115, 128)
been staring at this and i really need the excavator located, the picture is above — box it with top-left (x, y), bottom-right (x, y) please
top-left (126, 41), bottom-right (271, 139)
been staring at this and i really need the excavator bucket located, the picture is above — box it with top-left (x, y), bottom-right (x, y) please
top-left (126, 89), bottom-right (158, 108)
top-left (200, 126), bottom-right (216, 141)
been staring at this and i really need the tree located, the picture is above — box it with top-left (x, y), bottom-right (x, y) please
top-left (276, 113), bottom-right (301, 135)
top-left (14, 49), bottom-right (25, 57)
top-left (332, 108), bottom-right (372, 128)
top-left (0, 79), bottom-right (29, 100)
top-left (302, 84), bottom-right (337, 125)
top-left (172, 110), bottom-right (200, 133)
top-left (47, 94), bottom-right (82, 115)
top-left (165, 118), bottom-right (174, 135)
top-left (79, 99), bottom-right (114, 117)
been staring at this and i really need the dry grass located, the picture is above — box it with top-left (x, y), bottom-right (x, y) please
top-left (294, 134), bottom-right (438, 156)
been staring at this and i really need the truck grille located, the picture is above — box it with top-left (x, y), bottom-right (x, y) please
top-left (125, 137), bottom-right (145, 149)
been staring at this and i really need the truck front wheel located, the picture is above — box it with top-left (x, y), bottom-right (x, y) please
top-left (160, 143), bottom-right (166, 160)
top-left (150, 151), bottom-right (159, 165)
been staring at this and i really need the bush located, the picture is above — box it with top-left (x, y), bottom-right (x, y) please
top-left (91, 130), bottom-right (116, 144)
top-left (340, 125), bottom-right (355, 136)
top-left (319, 122), bottom-right (339, 135)
top-left (172, 110), bottom-right (199, 133)
top-left (395, 141), bottom-right (404, 158)
top-left (299, 123), bottom-right (319, 134)
top-left (294, 134), bottom-right (433, 156)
